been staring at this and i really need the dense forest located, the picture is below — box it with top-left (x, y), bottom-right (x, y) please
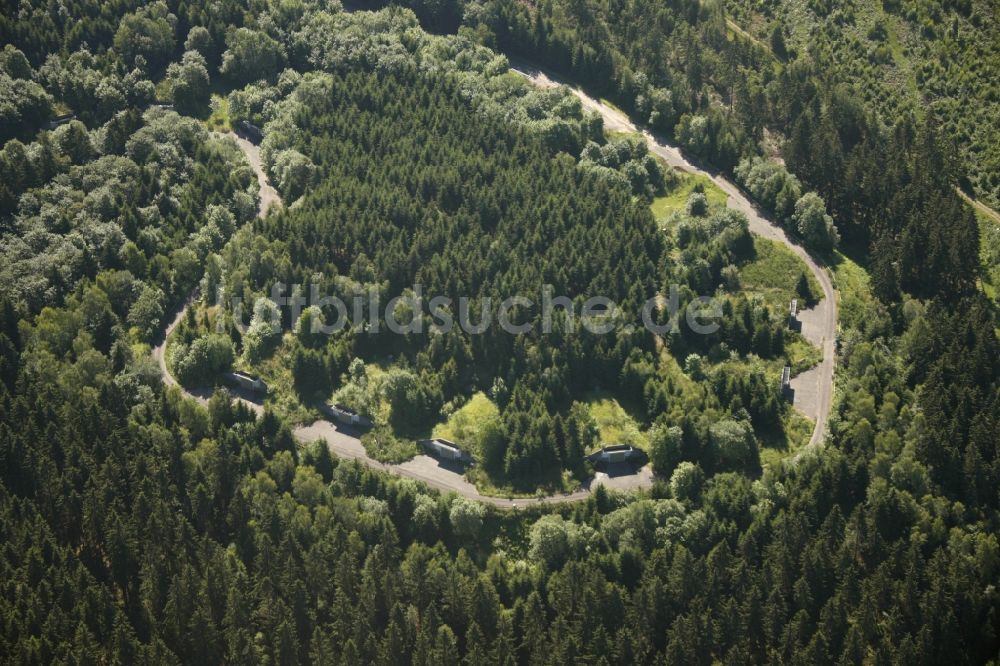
top-left (376, 0), bottom-right (987, 290)
top-left (722, 0), bottom-right (1000, 209)
top-left (1, 0), bottom-right (999, 663)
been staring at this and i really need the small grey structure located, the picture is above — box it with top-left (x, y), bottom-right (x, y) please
top-left (236, 120), bottom-right (264, 144)
top-left (588, 444), bottom-right (636, 464)
top-left (325, 403), bottom-right (373, 428)
top-left (780, 366), bottom-right (791, 395)
top-left (789, 298), bottom-right (798, 319)
top-left (44, 113), bottom-right (76, 130)
top-left (420, 438), bottom-right (466, 462)
top-left (225, 370), bottom-right (268, 394)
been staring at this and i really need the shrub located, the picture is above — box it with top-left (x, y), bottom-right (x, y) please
top-left (172, 333), bottom-right (234, 386)
top-left (670, 462), bottom-right (704, 502)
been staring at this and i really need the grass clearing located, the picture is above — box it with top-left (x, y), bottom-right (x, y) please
top-left (740, 237), bottom-right (822, 311)
top-left (885, 17), bottom-right (919, 98)
top-left (759, 408), bottom-right (813, 470)
top-left (787, 335), bottom-right (822, 375)
top-left (360, 427), bottom-right (419, 463)
top-left (599, 97), bottom-right (626, 114)
top-left (205, 94), bottom-right (233, 132)
top-left (651, 173), bottom-right (728, 221)
top-left (585, 393), bottom-right (649, 452)
top-left (605, 129), bottom-right (643, 142)
top-left (432, 392), bottom-right (500, 456)
top-left (830, 249), bottom-right (874, 330)
top-left (246, 333), bottom-right (318, 425)
top-left (710, 333), bottom-right (820, 378)
top-left (658, 348), bottom-right (698, 394)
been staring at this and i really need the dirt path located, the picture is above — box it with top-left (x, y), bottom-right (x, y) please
top-left (230, 134), bottom-right (281, 217)
top-left (511, 61), bottom-right (838, 448)
top-left (152, 294), bottom-right (193, 391)
top-left (958, 188), bottom-right (1000, 225)
top-left (725, 19), bottom-right (778, 61)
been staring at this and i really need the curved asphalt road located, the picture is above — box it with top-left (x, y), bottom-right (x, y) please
top-left (510, 62), bottom-right (837, 449)
top-left (157, 61), bottom-right (842, 503)
top-left (153, 130), bottom-right (653, 506)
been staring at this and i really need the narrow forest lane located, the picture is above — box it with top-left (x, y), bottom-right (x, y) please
top-left (511, 61), bottom-right (838, 448)
top-left (230, 133), bottom-right (281, 217)
top-left (152, 294), bottom-right (192, 391)
top-left (957, 188), bottom-right (1000, 225)
top-left (151, 131), bottom-right (277, 414)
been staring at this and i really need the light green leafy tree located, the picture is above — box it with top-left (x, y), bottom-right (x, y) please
top-left (221, 28), bottom-right (286, 85)
top-left (113, 2), bottom-right (177, 72)
top-left (127, 284), bottom-right (164, 340)
top-left (670, 461), bottom-right (704, 502)
top-left (649, 424), bottom-right (684, 474)
top-left (793, 192), bottom-right (840, 252)
top-left (167, 51), bottom-right (210, 115)
top-left (449, 498), bottom-right (485, 539)
top-left (172, 333), bottom-right (234, 386)
top-left (709, 419), bottom-right (758, 469)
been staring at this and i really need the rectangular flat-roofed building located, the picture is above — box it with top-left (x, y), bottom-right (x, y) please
top-left (225, 371), bottom-right (268, 394)
top-left (588, 444), bottom-right (635, 464)
top-left (236, 120), bottom-right (264, 144)
top-left (325, 403), bottom-right (373, 428)
top-left (422, 438), bottom-right (465, 461)
top-left (45, 113), bottom-right (76, 130)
